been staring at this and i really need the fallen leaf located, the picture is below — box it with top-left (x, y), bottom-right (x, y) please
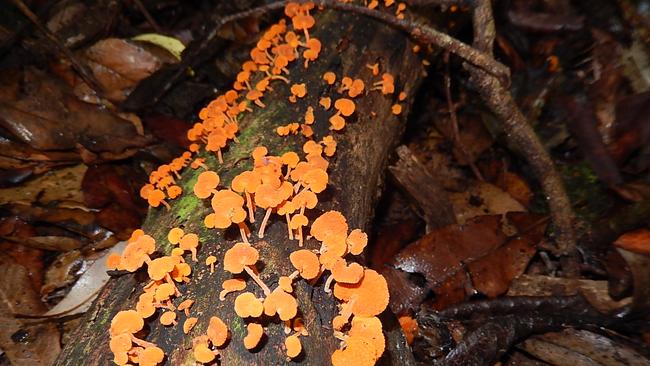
top-left (0, 165), bottom-right (87, 207)
top-left (41, 250), bottom-right (83, 298)
top-left (508, 274), bottom-right (631, 313)
top-left (450, 182), bottom-right (526, 224)
top-left (82, 38), bottom-right (178, 102)
top-left (0, 67), bottom-right (151, 157)
top-left (613, 228), bottom-right (650, 255)
top-left (388, 213), bottom-right (545, 312)
top-left (522, 329), bottom-right (649, 366)
top-left (0, 252), bottom-right (60, 365)
top-left (43, 241), bottom-right (126, 317)
top-left (616, 248), bottom-right (650, 313)
top-left (132, 33), bottom-right (186, 60)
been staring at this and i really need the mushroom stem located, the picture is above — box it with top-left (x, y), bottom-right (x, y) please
top-left (288, 270), bottom-right (300, 280)
top-left (298, 226), bottom-right (304, 247)
top-left (286, 213), bottom-right (294, 240)
top-left (239, 223), bottom-right (250, 245)
top-left (160, 199), bottom-right (171, 210)
top-left (217, 149), bottom-right (223, 164)
top-left (244, 266), bottom-right (271, 296)
top-left (245, 191), bottom-right (256, 223)
top-left (323, 274), bottom-right (334, 293)
top-left (130, 335), bottom-right (158, 349)
top-left (258, 208), bottom-right (272, 238)
top-left (165, 273), bottom-right (181, 296)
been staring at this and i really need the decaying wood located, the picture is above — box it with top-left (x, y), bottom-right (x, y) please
top-left (389, 145), bottom-right (456, 231)
top-left (56, 9), bottom-right (421, 366)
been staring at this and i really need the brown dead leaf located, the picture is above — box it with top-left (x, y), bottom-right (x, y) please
top-left (522, 329), bottom-right (649, 366)
top-left (497, 171), bottom-right (534, 207)
top-left (613, 228), bottom-right (650, 254)
top-left (508, 274), bottom-right (631, 313)
top-left (0, 165), bottom-right (86, 207)
top-left (0, 68), bottom-right (151, 158)
top-left (387, 213), bottom-right (545, 312)
top-left (0, 252), bottom-right (60, 365)
top-left (450, 182), bottom-right (526, 224)
top-left (82, 38), bottom-right (178, 102)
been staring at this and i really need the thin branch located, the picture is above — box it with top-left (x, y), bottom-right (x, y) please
top-left (465, 0), bottom-right (576, 257)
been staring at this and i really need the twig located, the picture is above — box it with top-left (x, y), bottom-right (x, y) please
top-left (309, 0), bottom-right (510, 83)
top-left (8, 0), bottom-right (105, 96)
top-left (465, 0), bottom-right (577, 257)
top-left (131, 0), bottom-right (163, 34)
top-left (443, 51), bottom-right (484, 181)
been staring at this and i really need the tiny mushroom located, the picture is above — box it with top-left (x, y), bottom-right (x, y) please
top-left (206, 255), bottom-right (217, 273)
top-left (285, 334), bottom-right (302, 358)
top-left (244, 323), bottom-right (264, 350)
top-left (234, 292), bottom-right (264, 318)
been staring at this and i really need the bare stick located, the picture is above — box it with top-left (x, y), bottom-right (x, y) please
top-left (466, 0), bottom-right (576, 256)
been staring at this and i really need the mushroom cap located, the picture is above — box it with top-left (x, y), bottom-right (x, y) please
top-left (139, 346), bottom-right (165, 366)
top-left (147, 256), bottom-right (176, 281)
top-left (331, 260), bottom-right (364, 284)
top-left (183, 317), bottom-right (198, 334)
top-left (323, 71), bottom-right (336, 85)
top-left (207, 316), bottom-right (229, 347)
top-left (193, 342), bottom-right (215, 363)
top-left (219, 278), bottom-right (247, 300)
top-left (177, 299), bottom-right (194, 312)
top-left (289, 250), bottom-right (320, 280)
top-left (311, 211), bottom-right (348, 252)
top-left (205, 255), bottom-right (217, 265)
top-left (302, 168), bottom-right (328, 193)
top-left (154, 283), bottom-right (176, 302)
top-left (243, 323), bottom-right (264, 349)
top-left (231, 170), bottom-right (262, 193)
top-left (285, 334), bottom-right (302, 358)
top-left (179, 233), bottom-right (199, 250)
top-left (109, 333), bottom-right (132, 353)
top-left (223, 243), bottom-right (259, 274)
top-left (263, 289), bottom-right (298, 321)
top-left (234, 292), bottom-right (264, 318)
top-left (110, 310), bottom-right (144, 336)
top-left (160, 311), bottom-right (177, 325)
top-left (168, 227), bottom-right (184, 244)
top-left (334, 98), bottom-right (356, 117)
top-left (290, 83), bottom-right (307, 98)
top-left (136, 293), bottom-right (156, 318)
top-left (333, 269), bottom-right (389, 317)
top-left (194, 171), bottom-right (220, 199)
top-left (347, 229), bottom-right (368, 255)
top-left (349, 316), bottom-right (385, 359)
top-left (329, 114), bottom-right (345, 130)
top-left (331, 336), bottom-right (377, 366)
top-left (278, 276), bottom-right (293, 293)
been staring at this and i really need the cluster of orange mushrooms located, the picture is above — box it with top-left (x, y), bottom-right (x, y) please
top-left (106, 1), bottom-right (408, 365)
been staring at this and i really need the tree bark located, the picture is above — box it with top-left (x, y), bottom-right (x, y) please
top-left (56, 9), bottom-right (422, 366)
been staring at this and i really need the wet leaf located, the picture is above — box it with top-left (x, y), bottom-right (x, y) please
top-left (614, 228), bottom-right (650, 255)
top-left (0, 165), bottom-right (86, 207)
top-left (522, 329), bottom-right (649, 366)
top-left (0, 252), bottom-right (60, 365)
top-left (82, 38), bottom-right (179, 102)
top-left (0, 68), bottom-right (151, 157)
top-left (388, 213), bottom-right (545, 311)
top-left (508, 274), bottom-right (631, 313)
top-left (450, 181), bottom-right (526, 224)
top-left (43, 241), bottom-right (126, 317)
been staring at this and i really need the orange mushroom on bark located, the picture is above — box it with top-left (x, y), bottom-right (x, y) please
top-left (231, 170), bottom-right (262, 222)
top-left (177, 299), bottom-right (194, 316)
top-left (206, 255), bottom-right (217, 273)
top-left (160, 311), bottom-right (177, 326)
top-left (285, 334), bottom-right (302, 358)
top-left (207, 316), bottom-right (229, 347)
top-left (373, 73), bottom-right (395, 94)
top-left (289, 249), bottom-right (320, 280)
top-left (263, 288), bottom-right (298, 321)
top-left (183, 317), bottom-right (198, 334)
top-left (234, 292), bottom-right (264, 318)
top-left (193, 171), bottom-right (220, 199)
top-left (219, 278), bottom-right (247, 300)
top-left (243, 323), bottom-right (264, 350)
top-left (224, 243), bottom-right (270, 295)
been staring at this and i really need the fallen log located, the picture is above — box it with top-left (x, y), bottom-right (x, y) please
top-left (56, 6), bottom-right (422, 366)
